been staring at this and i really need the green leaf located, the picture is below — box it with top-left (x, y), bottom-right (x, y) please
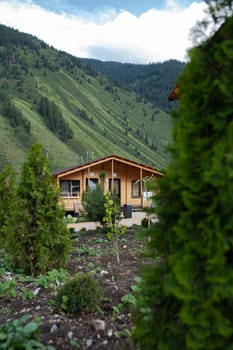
top-left (24, 322), bottom-right (38, 334)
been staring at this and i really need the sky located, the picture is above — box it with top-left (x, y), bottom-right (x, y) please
top-left (0, 0), bottom-right (208, 64)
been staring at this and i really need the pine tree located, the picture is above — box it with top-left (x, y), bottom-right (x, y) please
top-left (5, 142), bottom-right (72, 275)
top-left (132, 11), bottom-right (233, 350)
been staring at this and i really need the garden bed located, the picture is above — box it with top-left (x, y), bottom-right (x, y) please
top-left (0, 228), bottom-right (146, 349)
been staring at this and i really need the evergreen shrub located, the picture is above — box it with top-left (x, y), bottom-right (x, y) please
top-left (82, 184), bottom-right (105, 223)
top-left (132, 11), bottom-right (233, 350)
top-left (0, 166), bottom-right (17, 249)
top-left (54, 272), bottom-right (104, 314)
top-left (4, 143), bottom-right (72, 276)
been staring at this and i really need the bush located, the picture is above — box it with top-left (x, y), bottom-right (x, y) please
top-left (54, 272), bottom-right (104, 314)
top-left (82, 184), bottom-right (105, 223)
top-left (132, 11), bottom-right (233, 350)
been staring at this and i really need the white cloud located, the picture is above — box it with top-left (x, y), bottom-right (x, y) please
top-left (0, 0), bottom-right (206, 63)
top-left (166, 0), bottom-right (180, 11)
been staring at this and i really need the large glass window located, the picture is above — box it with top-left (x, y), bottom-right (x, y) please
top-left (86, 178), bottom-right (98, 191)
top-left (132, 180), bottom-right (145, 198)
top-left (60, 180), bottom-right (80, 197)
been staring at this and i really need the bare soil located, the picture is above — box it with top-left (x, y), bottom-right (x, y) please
top-left (0, 227), bottom-right (146, 349)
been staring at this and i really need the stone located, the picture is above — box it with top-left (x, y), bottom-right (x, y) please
top-left (50, 324), bottom-right (58, 334)
top-left (67, 331), bottom-right (73, 339)
top-left (86, 338), bottom-right (93, 347)
top-left (93, 319), bottom-right (106, 332)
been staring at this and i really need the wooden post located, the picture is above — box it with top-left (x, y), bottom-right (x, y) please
top-left (88, 167), bottom-right (90, 188)
top-left (140, 168), bottom-right (143, 207)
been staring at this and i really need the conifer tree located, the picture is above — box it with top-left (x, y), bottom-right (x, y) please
top-left (5, 142), bottom-right (71, 275)
top-left (82, 184), bottom-right (105, 223)
top-left (0, 166), bottom-right (17, 249)
top-left (132, 7), bottom-right (233, 350)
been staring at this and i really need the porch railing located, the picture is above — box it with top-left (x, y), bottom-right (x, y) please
top-left (61, 192), bottom-right (81, 198)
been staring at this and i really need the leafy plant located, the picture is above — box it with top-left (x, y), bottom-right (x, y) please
top-left (103, 191), bottom-right (126, 263)
top-left (20, 287), bottom-right (35, 301)
top-left (94, 238), bottom-right (108, 244)
top-left (63, 214), bottom-right (78, 224)
top-left (54, 272), bottom-right (104, 314)
top-left (0, 307), bottom-right (11, 315)
top-left (0, 280), bottom-right (16, 298)
top-left (0, 314), bottom-right (55, 349)
top-left (35, 268), bottom-right (70, 289)
top-left (113, 276), bottom-right (142, 316)
top-left (76, 246), bottom-right (102, 257)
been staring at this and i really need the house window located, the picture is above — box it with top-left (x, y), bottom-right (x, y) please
top-left (86, 178), bottom-right (98, 191)
top-left (132, 180), bottom-right (145, 198)
top-left (60, 180), bottom-right (80, 197)
top-left (109, 179), bottom-right (120, 196)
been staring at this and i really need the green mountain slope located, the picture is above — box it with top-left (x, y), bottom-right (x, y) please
top-left (0, 24), bottom-right (174, 172)
top-left (82, 58), bottom-right (184, 112)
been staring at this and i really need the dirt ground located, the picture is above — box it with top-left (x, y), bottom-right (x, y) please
top-left (0, 225), bottom-right (147, 349)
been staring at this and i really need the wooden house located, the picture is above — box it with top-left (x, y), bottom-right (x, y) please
top-left (53, 154), bottom-right (164, 215)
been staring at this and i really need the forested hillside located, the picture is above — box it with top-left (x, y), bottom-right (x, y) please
top-left (82, 59), bottom-right (185, 112)
top-left (0, 24), bottom-right (179, 172)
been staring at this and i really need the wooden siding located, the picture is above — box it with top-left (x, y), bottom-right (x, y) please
top-left (53, 155), bottom-right (163, 213)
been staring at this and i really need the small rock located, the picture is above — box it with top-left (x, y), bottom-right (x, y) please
top-left (100, 270), bottom-right (109, 276)
top-left (33, 287), bottom-right (41, 296)
top-left (50, 324), bottom-right (58, 334)
top-left (5, 272), bottom-right (13, 280)
top-left (101, 340), bottom-right (108, 346)
top-left (93, 319), bottom-right (106, 332)
top-left (53, 314), bottom-right (61, 319)
top-left (20, 308), bottom-right (30, 313)
top-left (67, 331), bottom-right (73, 339)
top-left (107, 329), bottom-right (113, 337)
top-left (86, 338), bottom-right (93, 347)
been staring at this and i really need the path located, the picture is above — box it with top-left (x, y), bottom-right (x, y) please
top-left (68, 211), bottom-right (157, 231)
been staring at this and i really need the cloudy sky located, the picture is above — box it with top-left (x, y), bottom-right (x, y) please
top-left (0, 0), bottom-right (207, 64)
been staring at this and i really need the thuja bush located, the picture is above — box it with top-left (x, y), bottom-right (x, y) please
top-left (54, 272), bottom-right (104, 314)
top-left (82, 171), bottom-right (106, 224)
top-left (132, 9), bottom-right (233, 350)
top-left (4, 142), bottom-right (72, 276)
top-left (82, 184), bottom-right (105, 223)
